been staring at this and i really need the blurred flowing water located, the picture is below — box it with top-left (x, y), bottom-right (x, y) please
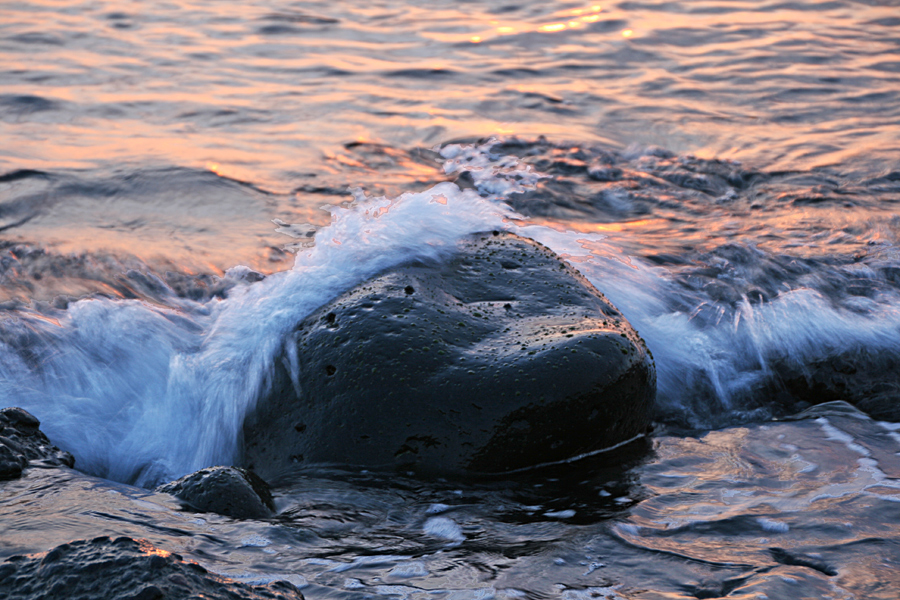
top-left (2, 0), bottom-right (900, 598)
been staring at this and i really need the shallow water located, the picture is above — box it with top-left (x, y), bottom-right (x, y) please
top-left (5, 402), bottom-right (900, 599)
top-left (1, 0), bottom-right (900, 597)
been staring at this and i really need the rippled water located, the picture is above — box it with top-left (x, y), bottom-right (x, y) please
top-left (3, 0), bottom-right (899, 270)
top-left (2, 0), bottom-right (900, 598)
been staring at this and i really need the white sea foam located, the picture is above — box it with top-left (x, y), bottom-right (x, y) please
top-left (0, 179), bottom-right (520, 485)
top-left (2, 142), bottom-right (900, 486)
top-left (817, 419), bottom-right (871, 456)
top-left (423, 516), bottom-right (465, 542)
top-left (757, 517), bottom-right (790, 533)
top-left (388, 561), bottom-right (429, 578)
top-left (543, 509), bottom-right (576, 519)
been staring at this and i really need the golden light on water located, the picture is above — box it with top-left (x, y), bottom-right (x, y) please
top-left (531, 218), bottom-right (660, 235)
top-left (539, 23), bottom-right (568, 33)
top-left (138, 539), bottom-right (172, 558)
top-left (459, 4), bottom-right (606, 42)
top-left (2, 0), bottom-right (898, 273)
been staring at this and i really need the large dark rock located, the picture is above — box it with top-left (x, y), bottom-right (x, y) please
top-left (156, 466), bottom-right (275, 520)
top-left (0, 536), bottom-right (303, 600)
top-left (242, 231), bottom-right (655, 480)
top-left (0, 407), bottom-right (74, 481)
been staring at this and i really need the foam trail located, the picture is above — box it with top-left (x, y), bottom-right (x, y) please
top-left (522, 234), bottom-right (900, 426)
top-left (0, 182), bottom-right (518, 486)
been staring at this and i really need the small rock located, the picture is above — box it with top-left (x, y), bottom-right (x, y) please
top-left (156, 466), bottom-right (275, 520)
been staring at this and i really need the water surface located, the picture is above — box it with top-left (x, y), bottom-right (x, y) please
top-left (1, 0), bottom-right (900, 598)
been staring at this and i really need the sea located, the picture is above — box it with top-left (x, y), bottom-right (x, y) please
top-left (2, 0), bottom-right (900, 598)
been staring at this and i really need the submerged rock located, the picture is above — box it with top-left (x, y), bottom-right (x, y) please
top-left (768, 352), bottom-right (900, 421)
top-left (156, 466), bottom-right (275, 520)
top-left (243, 231), bottom-right (655, 480)
top-left (0, 536), bottom-right (303, 600)
top-left (0, 407), bottom-right (74, 481)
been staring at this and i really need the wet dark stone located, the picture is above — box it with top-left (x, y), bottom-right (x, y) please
top-left (156, 466), bottom-right (275, 520)
top-left (587, 165), bottom-right (623, 182)
top-left (242, 232), bottom-right (656, 481)
top-left (770, 547), bottom-right (838, 576)
top-left (0, 536), bottom-right (304, 600)
top-left (767, 352), bottom-right (900, 421)
top-left (0, 407), bottom-right (74, 481)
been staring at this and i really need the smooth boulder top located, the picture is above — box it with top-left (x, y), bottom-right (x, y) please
top-left (0, 407), bottom-right (74, 481)
top-left (0, 536), bottom-right (303, 600)
top-left (242, 231), bottom-right (656, 480)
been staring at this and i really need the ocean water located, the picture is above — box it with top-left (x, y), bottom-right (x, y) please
top-left (2, 0), bottom-right (900, 597)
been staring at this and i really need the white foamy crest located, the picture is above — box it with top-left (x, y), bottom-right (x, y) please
top-left (3, 142), bottom-right (900, 485)
top-left (441, 140), bottom-right (545, 197)
top-left (516, 218), bottom-right (900, 426)
top-left (0, 181), bottom-right (520, 486)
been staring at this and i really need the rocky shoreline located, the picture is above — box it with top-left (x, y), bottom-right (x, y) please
top-left (1, 233), bottom-right (659, 598)
top-left (4, 228), bottom-right (897, 598)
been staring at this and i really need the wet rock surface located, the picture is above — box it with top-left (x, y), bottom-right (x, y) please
top-left (243, 231), bottom-right (655, 480)
top-left (0, 407), bottom-right (74, 481)
top-left (156, 466), bottom-right (275, 520)
top-left (0, 536), bottom-right (304, 600)
top-left (767, 352), bottom-right (900, 422)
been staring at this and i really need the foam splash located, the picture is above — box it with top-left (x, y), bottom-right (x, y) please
top-left (0, 180), bottom-right (520, 486)
top-left (1, 142), bottom-right (899, 486)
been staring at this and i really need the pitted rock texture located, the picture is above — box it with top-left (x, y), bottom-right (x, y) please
top-left (156, 466), bottom-right (275, 520)
top-left (243, 231), bottom-right (655, 480)
top-left (0, 536), bottom-right (304, 600)
top-left (0, 407), bottom-right (74, 481)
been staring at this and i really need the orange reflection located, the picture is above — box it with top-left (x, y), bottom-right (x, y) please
top-left (530, 218), bottom-right (660, 234)
top-left (450, 4), bottom-right (608, 43)
top-left (539, 24), bottom-right (567, 33)
top-left (24, 312), bottom-right (62, 327)
top-left (137, 539), bottom-right (172, 558)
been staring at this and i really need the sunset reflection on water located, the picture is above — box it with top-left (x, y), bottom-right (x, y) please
top-left (1, 0), bottom-right (898, 274)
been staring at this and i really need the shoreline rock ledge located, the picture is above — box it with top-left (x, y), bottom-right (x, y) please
top-left (242, 231), bottom-right (656, 480)
top-left (1, 407), bottom-right (74, 481)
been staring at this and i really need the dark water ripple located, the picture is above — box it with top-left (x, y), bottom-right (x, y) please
top-left (3, 404), bottom-right (900, 598)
